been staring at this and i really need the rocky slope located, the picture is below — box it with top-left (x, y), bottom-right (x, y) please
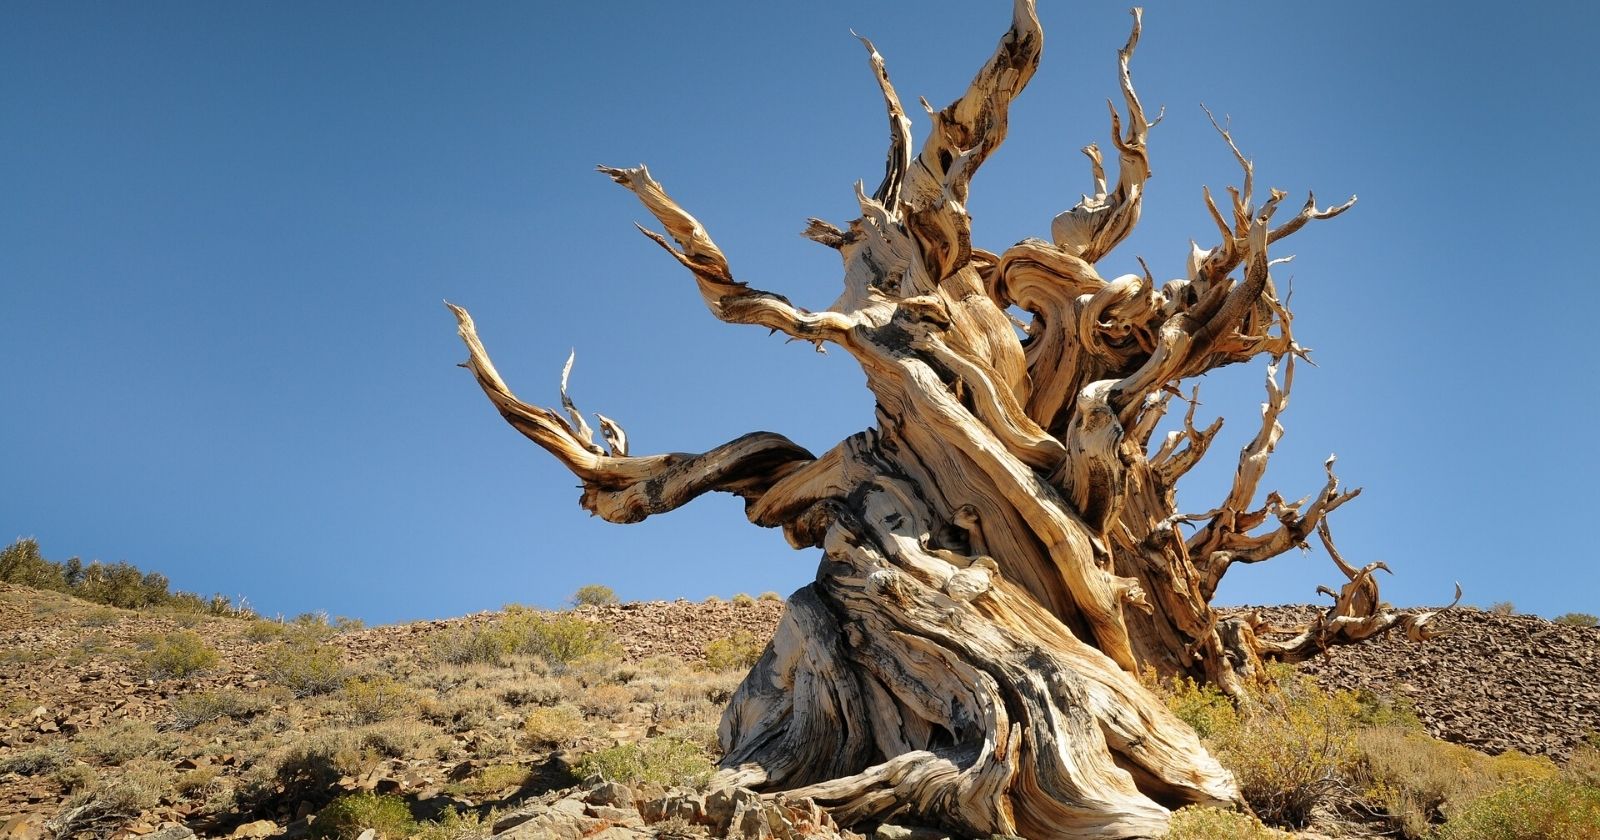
top-left (2, 583), bottom-right (1597, 839)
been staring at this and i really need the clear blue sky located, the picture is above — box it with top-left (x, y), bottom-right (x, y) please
top-left (4, 2), bottom-right (1596, 624)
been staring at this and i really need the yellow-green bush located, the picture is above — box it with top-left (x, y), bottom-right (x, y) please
top-left (140, 630), bottom-right (219, 678)
top-left (341, 673), bottom-right (411, 724)
top-left (1356, 727), bottom-right (1557, 838)
top-left (731, 592), bottom-right (754, 606)
top-left (170, 689), bottom-right (270, 730)
top-left (758, 591), bottom-right (783, 602)
top-left (309, 792), bottom-right (416, 840)
top-left (703, 630), bottom-right (764, 671)
top-left (431, 608), bottom-right (619, 668)
top-left (523, 704), bottom-right (586, 747)
top-left (1162, 805), bottom-right (1289, 839)
top-left (574, 735), bottom-right (714, 787)
top-left (1153, 667), bottom-right (1358, 828)
top-left (262, 639), bottom-right (345, 697)
top-left (1435, 776), bottom-right (1600, 840)
top-left (571, 584), bottom-right (619, 607)
top-left (72, 721), bottom-right (176, 766)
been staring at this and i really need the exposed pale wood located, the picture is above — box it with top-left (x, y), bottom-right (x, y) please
top-left (450, 5), bottom-right (1446, 837)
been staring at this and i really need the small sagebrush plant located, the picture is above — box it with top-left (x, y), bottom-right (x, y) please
top-left (575, 735), bottom-right (714, 787)
top-left (757, 591), bottom-right (783, 602)
top-left (1355, 725), bottom-right (1557, 838)
top-left (703, 630), bottom-right (765, 672)
top-left (1434, 777), bottom-right (1600, 840)
top-left (340, 673), bottom-right (411, 724)
top-left (169, 689), bottom-right (269, 730)
top-left (570, 584), bottom-right (620, 607)
top-left (1554, 612), bottom-right (1598, 627)
top-left (309, 792), bottom-right (416, 840)
top-left (1154, 665), bottom-right (1358, 829)
top-left (731, 592), bottom-right (754, 606)
top-left (262, 639), bottom-right (346, 697)
top-left (1162, 805), bottom-right (1289, 839)
top-left (140, 630), bottom-right (219, 679)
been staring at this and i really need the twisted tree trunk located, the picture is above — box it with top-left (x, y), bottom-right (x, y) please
top-left (450, 4), bottom-right (1452, 836)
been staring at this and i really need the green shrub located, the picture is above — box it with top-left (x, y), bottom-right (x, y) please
top-left (731, 592), bottom-right (754, 606)
top-left (506, 608), bottom-right (620, 667)
top-left (1162, 805), bottom-right (1288, 839)
top-left (1355, 727), bottom-right (1557, 838)
top-left (523, 704), bottom-right (588, 748)
top-left (310, 792), bottom-right (417, 840)
top-left (571, 584), bottom-right (620, 607)
top-left (170, 689), bottom-right (269, 730)
top-left (140, 631), bottom-right (219, 678)
top-left (262, 640), bottom-right (345, 697)
top-left (1155, 675), bottom-right (1237, 740)
top-left (703, 630), bottom-right (764, 671)
top-left (0, 745), bottom-right (69, 776)
top-left (1554, 612), bottom-right (1599, 627)
top-left (1435, 777), bottom-right (1600, 839)
top-left (72, 721), bottom-right (175, 766)
top-left (574, 735), bottom-right (714, 787)
top-left (757, 591), bottom-right (783, 602)
top-left (341, 674), bottom-right (411, 724)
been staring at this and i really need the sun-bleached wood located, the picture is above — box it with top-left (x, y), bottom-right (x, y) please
top-left (450, 4), bottom-right (1450, 836)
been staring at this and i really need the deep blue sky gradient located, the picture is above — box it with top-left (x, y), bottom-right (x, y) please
top-left (4, 2), bottom-right (1597, 623)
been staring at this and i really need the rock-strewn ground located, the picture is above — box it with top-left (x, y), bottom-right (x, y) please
top-left (2, 583), bottom-right (1597, 839)
top-left (1246, 605), bottom-right (1600, 760)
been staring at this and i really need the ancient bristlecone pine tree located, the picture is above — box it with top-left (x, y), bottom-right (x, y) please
top-left (451, 4), bottom-right (1454, 836)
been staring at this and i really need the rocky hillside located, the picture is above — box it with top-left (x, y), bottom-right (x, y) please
top-left (1, 582), bottom-right (1596, 839)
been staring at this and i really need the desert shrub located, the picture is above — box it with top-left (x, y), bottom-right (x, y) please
top-left (72, 721), bottom-right (175, 765)
top-left (333, 615), bottom-right (366, 632)
top-left (262, 639), bottom-right (345, 697)
top-left (356, 720), bottom-right (436, 758)
top-left (1158, 668), bottom-right (1360, 828)
top-left (702, 595), bottom-right (722, 605)
top-left (310, 792), bottom-right (417, 840)
top-left (574, 735), bottom-right (714, 787)
top-left (79, 607), bottom-right (123, 627)
top-left (512, 610), bottom-right (620, 666)
top-left (52, 761), bottom-right (168, 838)
top-left (578, 683), bottom-right (633, 718)
top-left (637, 654), bottom-right (687, 677)
top-left (758, 591), bottom-right (783, 602)
top-left (430, 608), bottom-right (618, 669)
top-left (1435, 776), bottom-right (1600, 839)
top-left (170, 688), bottom-right (269, 730)
top-left (703, 630), bottom-right (765, 671)
top-left (1554, 612), bottom-right (1599, 627)
top-left (51, 763), bottom-right (98, 794)
top-left (419, 693), bottom-right (498, 735)
top-left (243, 619), bottom-right (291, 643)
top-left (252, 730), bottom-right (365, 810)
top-left (341, 673), bottom-right (411, 724)
top-left (0, 745), bottom-right (69, 776)
top-left (1, 538), bottom-right (66, 589)
top-left (140, 630), bottom-right (219, 678)
top-left (1156, 675), bottom-right (1237, 740)
top-left (1487, 601), bottom-right (1516, 615)
top-left (430, 625), bottom-right (507, 666)
top-left (501, 677), bottom-right (566, 708)
top-left (1355, 726), bottom-right (1557, 838)
top-left (1162, 805), bottom-right (1288, 839)
top-left (449, 764), bottom-right (531, 798)
top-left (731, 592), bottom-right (754, 606)
top-left (571, 584), bottom-right (620, 607)
top-left (522, 703), bottom-right (586, 748)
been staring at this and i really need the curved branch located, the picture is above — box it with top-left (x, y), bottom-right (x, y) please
top-left (449, 303), bottom-right (814, 524)
top-left (1051, 8), bottom-right (1154, 262)
top-left (856, 34), bottom-right (914, 208)
top-left (900, 0), bottom-right (1042, 211)
top-left (598, 165), bottom-right (857, 344)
